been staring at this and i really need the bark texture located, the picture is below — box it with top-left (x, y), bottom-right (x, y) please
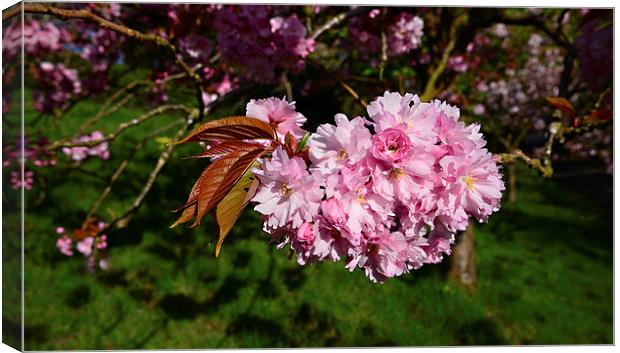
top-left (447, 223), bottom-right (477, 293)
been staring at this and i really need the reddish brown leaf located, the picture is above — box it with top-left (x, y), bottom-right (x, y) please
top-left (170, 163), bottom-right (214, 228)
top-left (586, 109), bottom-right (613, 122)
top-left (177, 116), bottom-right (275, 144)
top-left (214, 161), bottom-right (259, 257)
top-left (183, 141), bottom-right (266, 159)
top-left (545, 97), bottom-right (575, 118)
top-left (172, 147), bottom-right (265, 228)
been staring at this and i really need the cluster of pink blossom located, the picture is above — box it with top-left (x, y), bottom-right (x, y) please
top-left (387, 12), bottom-right (424, 56)
top-left (213, 5), bottom-right (315, 81)
top-left (80, 29), bottom-right (125, 93)
top-left (10, 170), bottom-right (34, 190)
top-left (32, 62), bottom-right (82, 113)
top-left (349, 9), bottom-right (424, 60)
top-left (471, 33), bottom-right (563, 129)
top-left (56, 223), bottom-right (109, 271)
top-left (249, 93), bottom-right (504, 282)
top-left (447, 34), bottom-right (491, 73)
top-left (81, 29), bottom-right (124, 73)
top-left (3, 135), bottom-right (57, 191)
top-left (561, 129), bottom-right (613, 174)
top-left (62, 131), bottom-right (110, 161)
top-left (2, 20), bottom-right (69, 60)
top-left (202, 74), bottom-right (237, 107)
top-left (177, 34), bottom-right (212, 68)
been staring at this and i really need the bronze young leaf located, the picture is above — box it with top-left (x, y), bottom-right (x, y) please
top-left (176, 116), bottom-right (275, 144)
top-left (214, 161), bottom-right (260, 256)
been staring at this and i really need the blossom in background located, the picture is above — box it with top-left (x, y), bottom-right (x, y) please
top-left (62, 131), bottom-right (110, 161)
top-left (10, 170), bottom-right (34, 190)
top-left (574, 11), bottom-right (612, 90)
top-left (387, 13), bottom-right (424, 56)
top-left (349, 10), bottom-right (424, 60)
top-left (214, 5), bottom-right (314, 81)
top-left (32, 62), bottom-right (82, 113)
top-left (3, 134), bottom-right (57, 191)
top-left (2, 20), bottom-right (69, 60)
top-left (55, 221), bottom-right (109, 271)
top-left (177, 34), bottom-right (212, 67)
top-left (251, 91), bottom-right (504, 282)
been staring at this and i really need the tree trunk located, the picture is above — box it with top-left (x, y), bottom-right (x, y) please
top-left (507, 162), bottom-right (517, 203)
top-left (447, 223), bottom-right (477, 293)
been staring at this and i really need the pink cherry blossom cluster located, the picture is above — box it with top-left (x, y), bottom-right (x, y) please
top-left (55, 224), bottom-right (109, 271)
top-left (3, 134), bottom-right (57, 191)
top-left (62, 131), bottom-right (110, 161)
top-left (561, 129), bottom-right (613, 174)
top-left (447, 34), bottom-right (491, 73)
top-left (349, 9), bottom-right (424, 60)
top-left (10, 170), bottom-right (34, 190)
top-left (80, 29), bottom-right (125, 93)
top-left (213, 5), bottom-right (315, 81)
top-left (249, 92), bottom-right (504, 282)
top-left (471, 33), bottom-right (563, 129)
top-left (81, 29), bottom-right (124, 74)
top-left (32, 62), bottom-right (82, 113)
top-left (2, 20), bottom-right (69, 61)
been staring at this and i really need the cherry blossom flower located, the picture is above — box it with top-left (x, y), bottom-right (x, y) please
top-left (252, 147), bottom-right (324, 228)
top-left (308, 114), bottom-right (372, 175)
top-left (246, 97), bottom-right (307, 140)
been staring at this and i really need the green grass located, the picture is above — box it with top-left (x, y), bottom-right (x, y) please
top-left (3, 93), bottom-right (613, 349)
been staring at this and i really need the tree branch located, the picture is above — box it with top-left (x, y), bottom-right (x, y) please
top-left (100, 121), bottom-right (192, 233)
top-left (19, 3), bottom-right (206, 119)
top-left (85, 119), bottom-right (185, 222)
top-left (421, 15), bottom-right (467, 101)
top-left (310, 7), bottom-right (369, 40)
top-left (49, 104), bottom-right (193, 150)
top-left (338, 80), bottom-right (368, 109)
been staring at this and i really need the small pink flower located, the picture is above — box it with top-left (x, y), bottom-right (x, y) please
top-left (309, 114), bottom-right (372, 175)
top-left (77, 237), bottom-right (95, 257)
top-left (96, 235), bottom-right (107, 250)
top-left (252, 147), bottom-right (323, 228)
top-left (371, 128), bottom-right (413, 164)
top-left (55, 226), bottom-right (65, 234)
top-left (246, 97), bottom-right (307, 140)
top-left (56, 235), bottom-right (73, 256)
top-left (98, 258), bottom-right (109, 270)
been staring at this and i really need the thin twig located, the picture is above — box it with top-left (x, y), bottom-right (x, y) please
top-left (310, 7), bottom-right (369, 40)
top-left (421, 15), bottom-right (467, 101)
top-left (19, 3), bottom-right (206, 120)
top-left (496, 149), bottom-right (553, 178)
top-left (338, 80), bottom-right (368, 109)
top-left (283, 74), bottom-right (293, 103)
top-left (100, 122), bottom-right (192, 233)
top-left (85, 119), bottom-right (184, 221)
top-left (49, 105), bottom-right (192, 150)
